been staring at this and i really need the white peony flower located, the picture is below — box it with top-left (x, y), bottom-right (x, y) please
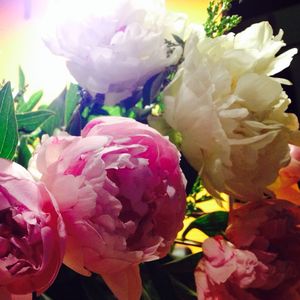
top-left (44, 0), bottom-right (186, 105)
top-left (193, 22), bottom-right (297, 82)
top-left (161, 22), bottom-right (300, 200)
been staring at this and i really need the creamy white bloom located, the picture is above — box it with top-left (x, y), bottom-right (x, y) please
top-left (193, 22), bottom-right (297, 82)
top-left (161, 22), bottom-right (300, 200)
top-left (45, 0), bottom-right (186, 105)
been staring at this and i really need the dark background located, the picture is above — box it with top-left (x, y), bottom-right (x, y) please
top-left (229, 0), bottom-right (300, 118)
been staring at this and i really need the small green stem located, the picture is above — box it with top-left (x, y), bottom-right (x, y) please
top-left (175, 239), bottom-right (203, 247)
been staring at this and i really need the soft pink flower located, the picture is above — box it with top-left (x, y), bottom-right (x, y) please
top-left (226, 199), bottom-right (300, 299)
top-left (0, 159), bottom-right (65, 299)
top-left (30, 116), bottom-right (186, 300)
top-left (195, 237), bottom-right (268, 300)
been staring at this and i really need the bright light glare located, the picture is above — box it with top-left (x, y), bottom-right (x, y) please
top-left (60, 0), bottom-right (115, 16)
top-left (47, 0), bottom-right (122, 21)
top-left (45, 0), bottom-right (166, 26)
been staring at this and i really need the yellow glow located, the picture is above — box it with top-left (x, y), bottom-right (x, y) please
top-left (177, 198), bottom-right (229, 253)
top-left (166, 0), bottom-right (209, 23)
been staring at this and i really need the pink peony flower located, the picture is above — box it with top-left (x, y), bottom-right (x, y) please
top-left (30, 116), bottom-right (186, 300)
top-left (226, 199), bottom-right (300, 299)
top-left (0, 159), bottom-right (65, 299)
top-left (195, 236), bottom-right (268, 300)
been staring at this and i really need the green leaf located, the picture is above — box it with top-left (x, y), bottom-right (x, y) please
top-left (80, 274), bottom-right (116, 300)
top-left (41, 89), bottom-right (66, 135)
top-left (204, 0), bottom-right (241, 37)
top-left (172, 34), bottom-right (184, 46)
top-left (163, 252), bottom-right (203, 274)
top-left (169, 276), bottom-right (197, 299)
top-left (17, 90), bottom-right (43, 112)
top-left (0, 82), bottom-right (18, 160)
top-left (16, 136), bottom-right (32, 168)
top-left (102, 105), bottom-right (122, 116)
top-left (64, 83), bottom-right (80, 126)
top-left (142, 262), bottom-right (179, 300)
top-left (17, 110), bottom-right (55, 133)
top-left (182, 211), bottom-right (228, 239)
top-left (38, 294), bottom-right (53, 300)
top-left (15, 66), bottom-right (26, 107)
top-left (142, 288), bottom-right (153, 300)
top-left (141, 280), bottom-right (161, 300)
top-left (18, 66), bottom-right (25, 93)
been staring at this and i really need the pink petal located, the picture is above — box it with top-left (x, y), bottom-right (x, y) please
top-left (11, 294), bottom-right (32, 300)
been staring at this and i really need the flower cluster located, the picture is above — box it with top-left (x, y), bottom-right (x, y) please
top-left (1, 0), bottom-right (300, 299)
top-left (45, 0), bottom-right (300, 201)
top-left (0, 117), bottom-right (186, 300)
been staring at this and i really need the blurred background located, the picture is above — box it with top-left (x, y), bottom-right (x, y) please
top-left (0, 0), bottom-right (300, 113)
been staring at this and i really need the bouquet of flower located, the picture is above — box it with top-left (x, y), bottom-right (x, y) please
top-left (0, 0), bottom-right (299, 299)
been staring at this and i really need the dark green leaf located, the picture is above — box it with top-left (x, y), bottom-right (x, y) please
top-left (142, 288), bottom-right (153, 300)
top-left (163, 252), bottom-right (203, 274)
top-left (143, 261), bottom-right (179, 300)
top-left (132, 106), bottom-right (153, 122)
top-left (64, 83), bottom-right (80, 126)
top-left (142, 72), bottom-right (165, 106)
top-left (38, 295), bottom-right (53, 300)
top-left (17, 110), bottom-right (54, 133)
top-left (80, 274), bottom-right (116, 300)
top-left (16, 136), bottom-right (32, 168)
top-left (169, 276), bottom-right (197, 299)
top-left (41, 89), bottom-right (66, 135)
top-left (182, 211), bottom-right (228, 239)
top-left (67, 109), bottom-right (82, 136)
top-left (172, 34), bottom-right (184, 46)
top-left (38, 294), bottom-right (53, 300)
top-left (0, 82), bottom-right (18, 160)
top-left (44, 265), bottom-right (115, 300)
top-left (17, 90), bottom-right (43, 112)
top-left (142, 280), bottom-right (161, 300)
